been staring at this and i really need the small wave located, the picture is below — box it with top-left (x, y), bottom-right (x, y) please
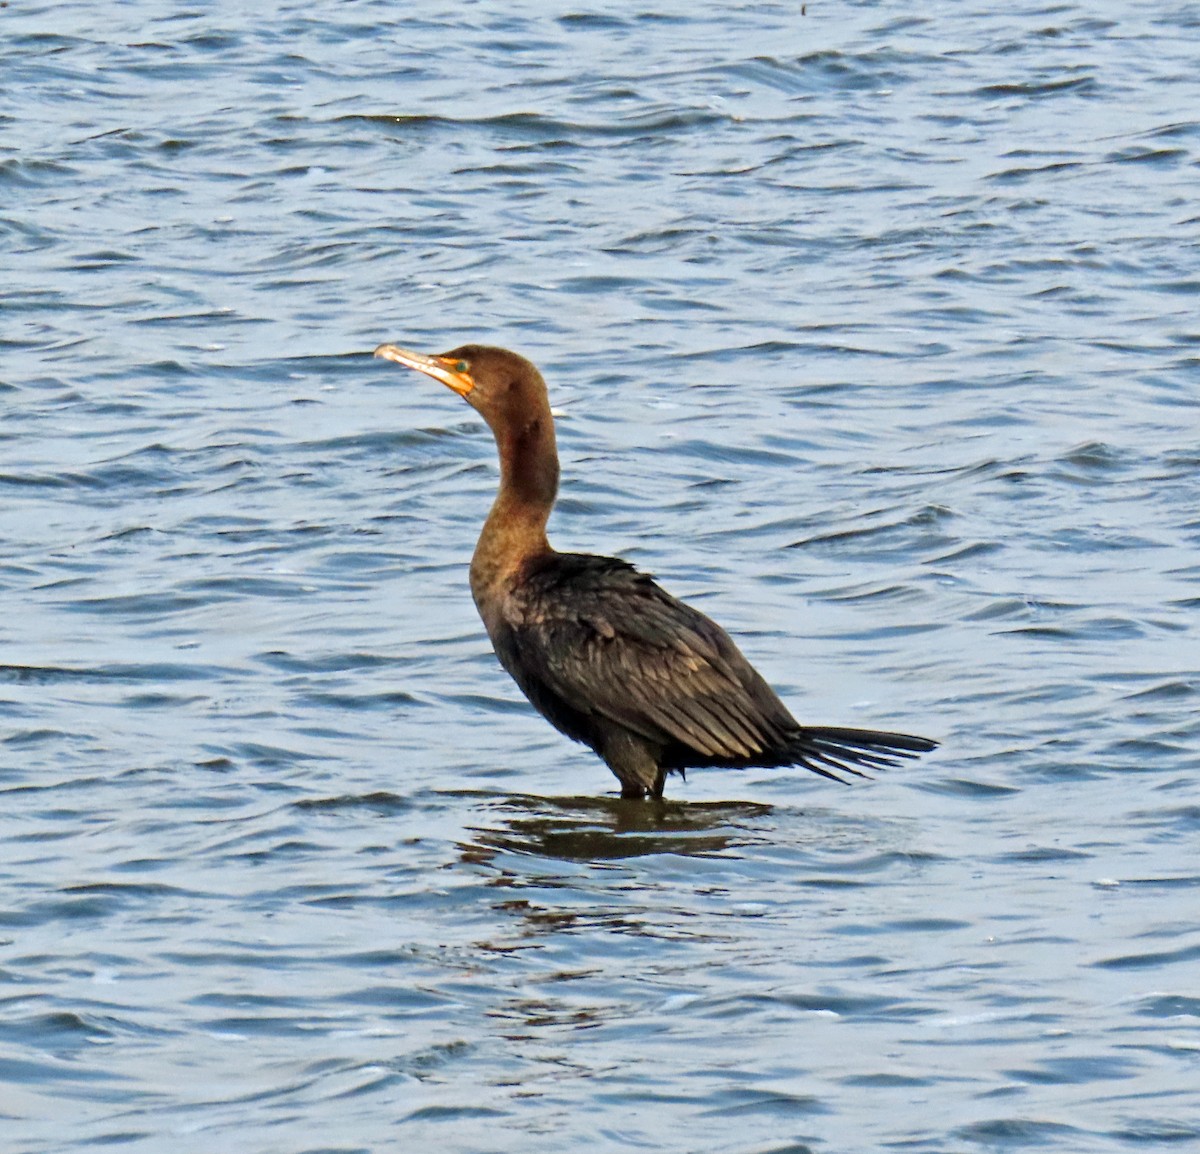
top-left (972, 74), bottom-right (1097, 99)
top-left (341, 107), bottom-right (727, 143)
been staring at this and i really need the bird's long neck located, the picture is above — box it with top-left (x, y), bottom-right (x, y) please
top-left (470, 409), bottom-right (559, 615)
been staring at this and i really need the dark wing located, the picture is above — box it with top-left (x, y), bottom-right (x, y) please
top-left (496, 553), bottom-right (937, 782)
top-left (500, 554), bottom-right (798, 763)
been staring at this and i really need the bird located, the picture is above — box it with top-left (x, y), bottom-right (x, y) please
top-left (374, 342), bottom-right (937, 799)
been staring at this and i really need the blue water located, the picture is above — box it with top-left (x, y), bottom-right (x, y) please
top-left (3, 2), bottom-right (1199, 1151)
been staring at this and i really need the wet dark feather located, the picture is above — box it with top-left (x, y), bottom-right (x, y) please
top-left (490, 552), bottom-right (927, 781)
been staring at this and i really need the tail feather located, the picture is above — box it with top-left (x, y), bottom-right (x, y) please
top-left (790, 725), bottom-right (938, 784)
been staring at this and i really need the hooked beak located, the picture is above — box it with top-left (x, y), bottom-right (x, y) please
top-left (373, 344), bottom-right (475, 397)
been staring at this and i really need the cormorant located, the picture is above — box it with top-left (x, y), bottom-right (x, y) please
top-left (375, 342), bottom-right (937, 799)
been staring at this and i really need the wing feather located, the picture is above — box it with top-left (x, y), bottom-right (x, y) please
top-left (490, 553), bottom-right (937, 780)
top-left (502, 554), bottom-right (789, 760)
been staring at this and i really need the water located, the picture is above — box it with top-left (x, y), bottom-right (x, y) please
top-left (3, 1), bottom-right (1199, 1150)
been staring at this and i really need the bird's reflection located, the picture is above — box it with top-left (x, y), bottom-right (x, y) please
top-left (459, 791), bottom-right (774, 864)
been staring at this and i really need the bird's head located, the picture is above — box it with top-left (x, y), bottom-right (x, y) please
top-left (374, 342), bottom-right (548, 436)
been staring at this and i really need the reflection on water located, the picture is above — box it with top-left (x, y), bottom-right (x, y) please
top-left (454, 791), bottom-right (783, 949)
top-left (461, 791), bottom-right (773, 862)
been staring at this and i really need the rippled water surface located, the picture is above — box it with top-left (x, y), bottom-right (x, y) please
top-left (4, 1), bottom-right (1199, 1151)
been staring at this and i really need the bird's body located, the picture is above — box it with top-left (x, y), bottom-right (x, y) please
top-left (375, 342), bottom-right (937, 798)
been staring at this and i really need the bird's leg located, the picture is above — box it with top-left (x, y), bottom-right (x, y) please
top-left (602, 730), bottom-right (664, 801)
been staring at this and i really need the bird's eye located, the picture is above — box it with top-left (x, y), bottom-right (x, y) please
top-left (455, 360), bottom-right (469, 373)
